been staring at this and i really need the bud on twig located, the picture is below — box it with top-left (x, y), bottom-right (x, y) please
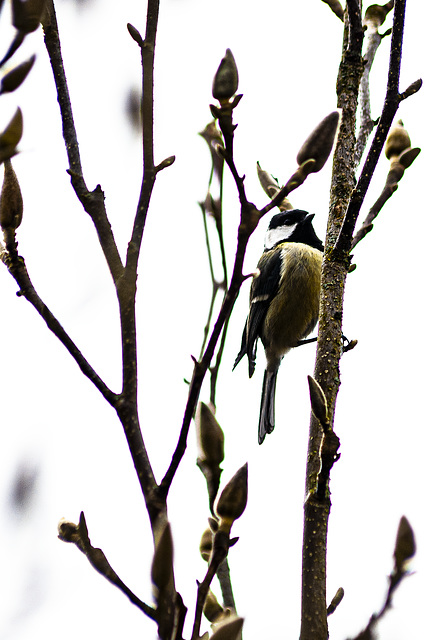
top-left (385, 120), bottom-right (411, 160)
top-left (327, 586), bottom-right (345, 616)
top-left (257, 162), bottom-right (293, 211)
top-left (203, 589), bottom-right (225, 623)
top-left (151, 522), bottom-right (174, 597)
top-left (364, 3), bottom-right (394, 31)
top-left (307, 375), bottom-right (328, 429)
top-left (12, 0), bottom-right (46, 33)
top-left (196, 402), bottom-right (225, 514)
top-left (212, 49), bottom-right (239, 102)
top-left (397, 147), bottom-right (420, 170)
top-left (216, 463), bottom-right (248, 530)
top-left (58, 517), bottom-right (81, 544)
top-left (0, 108), bottom-right (23, 163)
top-left (0, 55), bottom-right (36, 95)
top-left (199, 527), bottom-right (213, 562)
top-left (196, 402), bottom-right (225, 466)
top-left (296, 111), bottom-right (340, 173)
top-left (0, 158), bottom-right (23, 246)
top-left (394, 516), bottom-right (416, 573)
top-left (210, 616), bottom-right (244, 640)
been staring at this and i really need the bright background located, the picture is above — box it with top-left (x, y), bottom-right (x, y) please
top-left (0, 1), bottom-right (428, 639)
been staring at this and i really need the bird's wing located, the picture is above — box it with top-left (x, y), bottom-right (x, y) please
top-left (233, 248), bottom-right (283, 377)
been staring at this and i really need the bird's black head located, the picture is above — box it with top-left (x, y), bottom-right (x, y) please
top-left (264, 209), bottom-right (324, 252)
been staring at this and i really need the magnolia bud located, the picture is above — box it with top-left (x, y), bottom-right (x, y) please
top-left (57, 518), bottom-right (81, 544)
top-left (385, 120), bottom-right (411, 160)
top-left (0, 159), bottom-right (23, 235)
top-left (0, 108), bottom-right (23, 163)
top-left (397, 146), bottom-right (420, 170)
top-left (203, 589), bottom-right (225, 623)
top-left (210, 616), bottom-right (244, 640)
top-left (296, 111), bottom-right (340, 173)
top-left (216, 463), bottom-right (248, 528)
top-left (212, 49), bottom-right (239, 101)
top-left (199, 527), bottom-right (213, 562)
top-left (257, 162), bottom-right (293, 210)
top-left (307, 375), bottom-right (328, 427)
top-left (327, 587), bottom-right (345, 615)
top-left (151, 522), bottom-right (174, 596)
top-left (394, 516), bottom-right (416, 572)
top-left (0, 55), bottom-right (36, 95)
top-left (196, 402), bottom-right (225, 466)
top-left (363, 3), bottom-right (393, 31)
top-left (12, 0), bottom-right (46, 33)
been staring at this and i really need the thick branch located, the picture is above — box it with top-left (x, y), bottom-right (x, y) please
top-left (300, 5), bottom-right (364, 639)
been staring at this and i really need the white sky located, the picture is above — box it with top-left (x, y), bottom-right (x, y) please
top-left (0, 0), bottom-right (428, 639)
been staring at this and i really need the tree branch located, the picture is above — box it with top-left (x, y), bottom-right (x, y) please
top-left (0, 248), bottom-right (118, 405)
top-left (300, 4), bottom-right (364, 639)
top-left (334, 0), bottom-right (421, 258)
top-left (41, 0), bottom-right (124, 285)
top-left (58, 512), bottom-right (157, 621)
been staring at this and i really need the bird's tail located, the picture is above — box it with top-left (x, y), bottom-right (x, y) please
top-left (258, 369), bottom-right (278, 444)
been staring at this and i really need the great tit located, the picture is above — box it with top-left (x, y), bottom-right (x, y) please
top-left (234, 209), bottom-right (324, 444)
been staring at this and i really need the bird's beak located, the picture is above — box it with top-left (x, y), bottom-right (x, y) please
top-left (304, 213), bottom-right (315, 224)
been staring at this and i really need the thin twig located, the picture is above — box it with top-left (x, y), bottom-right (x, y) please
top-left (0, 248), bottom-right (118, 405)
top-left (334, 0), bottom-right (421, 258)
top-left (58, 512), bottom-right (157, 621)
top-left (41, 0), bottom-right (124, 285)
top-left (355, 24), bottom-right (393, 166)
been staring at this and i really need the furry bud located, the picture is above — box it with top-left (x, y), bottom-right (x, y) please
top-left (385, 120), bottom-right (411, 160)
top-left (296, 111), bottom-right (340, 173)
top-left (12, 0), bottom-right (46, 33)
top-left (0, 108), bottom-right (23, 163)
top-left (394, 516), bottom-right (416, 572)
top-left (0, 159), bottom-right (23, 237)
top-left (212, 49), bottom-right (239, 101)
top-left (151, 522), bottom-right (174, 596)
top-left (216, 463), bottom-right (248, 528)
top-left (0, 55), bottom-right (36, 95)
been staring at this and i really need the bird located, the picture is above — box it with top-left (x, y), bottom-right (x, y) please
top-left (233, 209), bottom-right (324, 444)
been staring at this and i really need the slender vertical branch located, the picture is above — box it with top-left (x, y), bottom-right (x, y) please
top-left (126, 0), bottom-right (160, 277)
top-left (159, 199), bottom-right (260, 498)
top-left (41, 0), bottom-right (124, 285)
top-left (334, 0), bottom-right (414, 257)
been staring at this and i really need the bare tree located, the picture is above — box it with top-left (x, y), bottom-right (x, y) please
top-left (0, 1), bottom-right (423, 639)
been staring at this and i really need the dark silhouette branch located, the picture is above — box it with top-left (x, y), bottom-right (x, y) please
top-left (0, 248), bottom-right (118, 405)
top-left (159, 199), bottom-right (259, 498)
top-left (58, 512), bottom-right (157, 621)
top-left (41, 1), bottom-right (124, 285)
top-left (351, 145), bottom-right (420, 249)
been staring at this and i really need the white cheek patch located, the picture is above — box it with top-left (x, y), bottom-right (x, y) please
top-left (264, 223), bottom-right (297, 250)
